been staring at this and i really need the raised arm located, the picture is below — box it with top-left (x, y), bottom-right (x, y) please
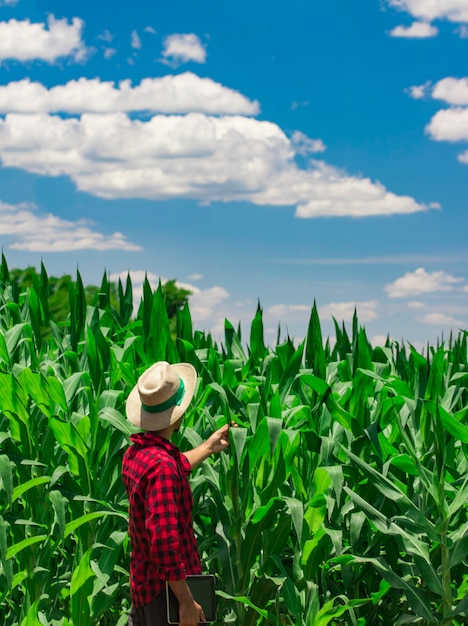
top-left (184, 423), bottom-right (232, 469)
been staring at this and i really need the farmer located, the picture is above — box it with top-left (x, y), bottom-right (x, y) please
top-left (122, 360), bottom-right (231, 626)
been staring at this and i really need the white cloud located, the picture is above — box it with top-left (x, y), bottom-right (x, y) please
top-left (0, 0), bottom-right (19, 5)
top-left (371, 335), bottom-right (389, 346)
top-left (97, 30), bottom-right (113, 43)
top-left (0, 111), bottom-right (427, 218)
top-left (131, 30), bottom-right (141, 50)
top-left (145, 26), bottom-right (157, 35)
top-left (319, 300), bottom-right (379, 322)
top-left (408, 81), bottom-right (432, 99)
top-left (0, 74), bottom-right (259, 115)
top-left (267, 303), bottom-right (310, 318)
top-left (389, 21), bottom-right (439, 38)
top-left (418, 312), bottom-right (464, 326)
top-left (426, 107), bottom-right (468, 142)
top-left (291, 101), bottom-right (310, 111)
top-left (190, 286), bottom-right (230, 320)
top-left (408, 300), bottom-right (425, 308)
top-left (0, 200), bottom-right (141, 252)
top-left (431, 77), bottom-right (468, 105)
top-left (290, 131), bottom-right (326, 155)
top-left (162, 33), bottom-right (206, 64)
top-left (0, 15), bottom-right (88, 63)
top-left (104, 48), bottom-right (117, 60)
top-left (419, 80), bottom-right (468, 163)
top-left (385, 268), bottom-right (464, 297)
top-left (386, 0), bottom-right (468, 23)
top-left (186, 273), bottom-right (203, 280)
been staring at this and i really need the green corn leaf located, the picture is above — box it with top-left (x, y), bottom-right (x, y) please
top-left (216, 590), bottom-right (269, 620)
top-left (342, 446), bottom-right (437, 538)
top-left (6, 534), bottom-right (48, 560)
top-left (249, 302), bottom-right (267, 362)
top-left (20, 599), bottom-right (43, 626)
top-left (27, 286), bottom-right (42, 349)
top-left (0, 454), bottom-right (13, 504)
top-left (70, 548), bottom-right (94, 626)
top-left (99, 406), bottom-right (138, 438)
top-left (12, 476), bottom-right (50, 502)
top-left (0, 516), bottom-right (13, 590)
top-left (283, 496), bottom-right (303, 543)
top-left (65, 511), bottom-right (127, 538)
top-left (230, 426), bottom-right (248, 470)
top-left (314, 595), bottom-right (364, 626)
top-left (49, 490), bottom-right (67, 540)
top-left (428, 400), bottom-right (468, 443)
top-left (448, 521), bottom-right (468, 569)
top-left (0, 331), bottom-right (10, 365)
top-left (344, 555), bottom-right (436, 623)
top-left (305, 301), bottom-right (326, 379)
top-left (4, 323), bottom-right (29, 356)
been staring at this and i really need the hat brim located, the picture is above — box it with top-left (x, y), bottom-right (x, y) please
top-left (126, 362), bottom-right (197, 430)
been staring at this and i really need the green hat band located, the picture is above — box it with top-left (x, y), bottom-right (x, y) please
top-left (141, 377), bottom-right (186, 413)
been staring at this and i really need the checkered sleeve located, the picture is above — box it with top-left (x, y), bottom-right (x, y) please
top-left (145, 459), bottom-right (186, 581)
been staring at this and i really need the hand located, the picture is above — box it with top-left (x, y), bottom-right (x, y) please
top-left (179, 599), bottom-right (205, 626)
top-left (184, 422), bottom-right (238, 469)
top-left (206, 422), bottom-right (237, 454)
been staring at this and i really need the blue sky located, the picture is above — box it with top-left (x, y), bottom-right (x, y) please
top-left (0, 0), bottom-right (467, 347)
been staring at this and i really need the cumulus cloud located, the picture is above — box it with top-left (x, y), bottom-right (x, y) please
top-left (190, 286), bottom-right (230, 320)
top-left (386, 0), bottom-right (468, 24)
top-left (413, 78), bottom-right (468, 163)
top-left (0, 200), bottom-right (141, 252)
top-left (290, 131), bottom-right (326, 155)
top-left (0, 111), bottom-right (427, 218)
top-left (385, 268), bottom-right (464, 297)
top-left (409, 76), bottom-right (468, 105)
top-left (104, 48), bottom-right (117, 60)
top-left (0, 15), bottom-right (88, 63)
top-left (408, 81), bottom-right (432, 99)
top-left (131, 30), bottom-right (141, 50)
top-left (319, 300), bottom-right (379, 322)
top-left (418, 312), bottom-right (464, 326)
top-left (267, 304), bottom-right (311, 318)
top-left (431, 77), bottom-right (468, 105)
top-left (0, 74), bottom-right (259, 115)
top-left (371, 335), bottom-right (389, 346)
top-left (162, 33), bottom-right (206, 64)
top-left (426, 107), bottom-right (468, 142)
top-left (97, 30), bottom-right (113, 43)
top-left (389, 22), bottom-right (439, 38)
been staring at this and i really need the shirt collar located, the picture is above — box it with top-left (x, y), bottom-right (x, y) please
top-left (130, 432), bottom-right (180, 457)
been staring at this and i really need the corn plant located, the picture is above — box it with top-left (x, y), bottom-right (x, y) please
top-left (0, 255), bottom-right (467, 625)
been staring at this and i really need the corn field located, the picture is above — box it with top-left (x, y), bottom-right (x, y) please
top-left (1, 255), bottom-right (468, 625)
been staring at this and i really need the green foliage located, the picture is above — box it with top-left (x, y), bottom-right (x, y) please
top-left (0, 259), bottom-right (467, 625)
top-left (2, 266), bottom-right (190, 342)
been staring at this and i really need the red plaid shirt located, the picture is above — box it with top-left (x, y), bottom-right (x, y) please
top-left (122, 433), bottom-right (202, 607)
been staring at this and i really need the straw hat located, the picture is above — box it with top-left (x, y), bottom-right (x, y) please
top-left (126, 361), bottom-right (197, 430)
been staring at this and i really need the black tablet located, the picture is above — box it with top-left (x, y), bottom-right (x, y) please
top-left (166, 574), bottom-right (217, 624)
